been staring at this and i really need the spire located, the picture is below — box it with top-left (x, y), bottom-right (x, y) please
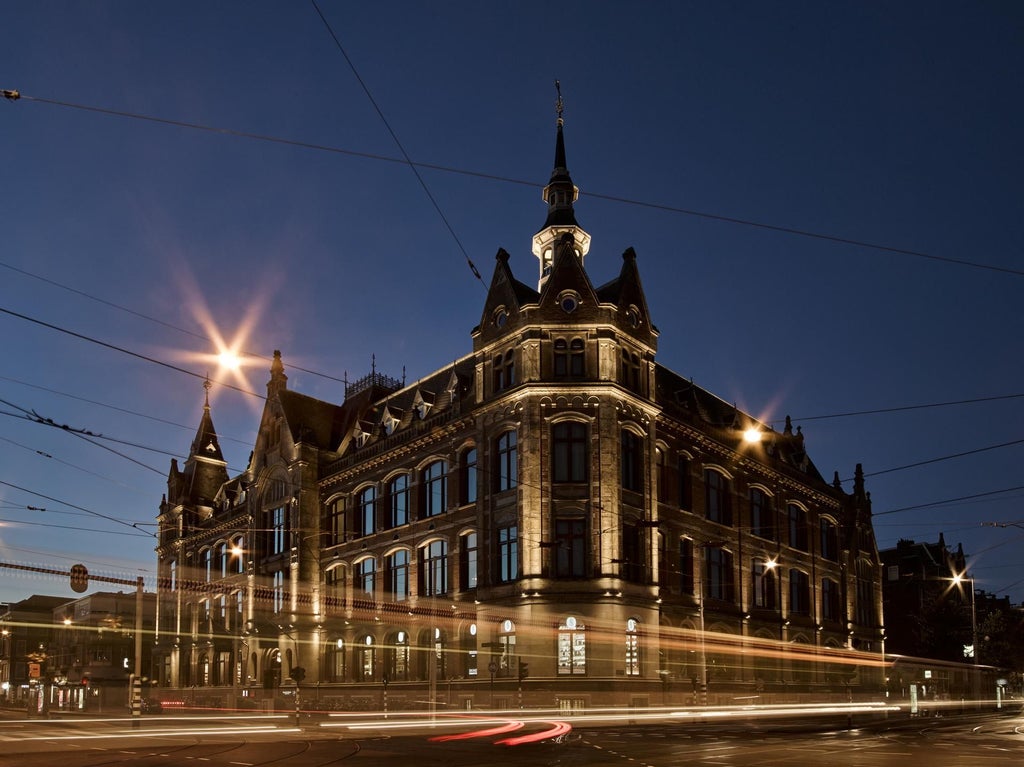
top-left (267, 349), bottom-right (288, 398)
top-left (189, 379), bottom-right (224, 463)
top-left (532, 80), bottom-right (591, 290)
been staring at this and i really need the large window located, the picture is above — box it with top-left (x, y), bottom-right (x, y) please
top-left (625, 618), bottom-right (640, 676)
top-left (752, 558), bottom-right (778, 609)
top-left (678, 456), bottom-right (692, 510)
top-left (388, 475), bottom-right (409, 528)
top-left (555, 518), bottom-right (587, 577)
top-left (386, 631), bottom-right (409, 682)
top-left (422, 461), bottom-right (447, 518)
top-left (268, 506), bottom-right (287, 556)
top-left (552, 421), bottom-right (588, 483)
top-left (678, 538), bottom-right (694, 594)
top-left (621, 430), bottom-right (643, 492)
top-left (354, 558), bottom-right (376, 602)
top-left (384, 550), bottom-right (409, 601)
top-left (460, 448), bottom-right (477, 505)
top-left (497, 525), bottom-right (518, 583)
top-left (621, 523), bottom-right (644, 583)
top-left (460, 532), bottom-right (478, 590)
top-left (272, 570), bottom-right (286, 614)
top-left (705, 546), bottom-right (734, 602)
top-left (855, 559), bottom-right (875, 626)
top-left (704, 470), bottom-right (731, 525)
top-left (327, 497), bottom-right (348, 546)
top-left (820, 517), bottom-right (839, 561)
top-left (554, 337), bottom-right (585, 379)
top-left (557, 616), bottom-right (587, 675)
top-left (357, 487), bottom-right (376, 537)
top-left (419, 540), bottom-right (448, 597)
top-left (494, 430), bottom-right (518, 492)
top-left (822, 578), bottom-right (840, 622)
top-left (789, 569), bottom-right (811, 615)
top-left (788, 504), bottom-right (809, 551)
top-left (750, 488), bottom-right (774, 540)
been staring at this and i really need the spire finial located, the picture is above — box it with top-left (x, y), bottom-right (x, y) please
top-left (203, 375), bottom-right (212, 407)
top-left (555, 79), bottom-right (564, 126)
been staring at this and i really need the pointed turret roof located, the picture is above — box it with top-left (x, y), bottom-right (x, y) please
top-left (190, 378), bottom-right (224, 463)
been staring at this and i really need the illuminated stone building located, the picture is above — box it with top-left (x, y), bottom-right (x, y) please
top-left (155, 114), bottom-right (884, 709)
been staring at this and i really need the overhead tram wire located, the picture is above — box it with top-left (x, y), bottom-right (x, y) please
top-left (0, 305), bottom-right (263, 401)
top-left (0, 261), bottom-right (348, 387)
top-left (309, 1), bottom-right (483, 287)
top-left (3, 87), bottom-right (1020, 279)
top-left (0, 478), bottom-right (158, 537)
top-left (874, 485), bottom-right (1024, 517)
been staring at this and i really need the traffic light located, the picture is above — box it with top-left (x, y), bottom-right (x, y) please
top-left (289, 666), bottom-right (306, 683)
top-left (517, 660), bottom-right (528, 681)
top-left (69, 563), bottom-right (89, 593)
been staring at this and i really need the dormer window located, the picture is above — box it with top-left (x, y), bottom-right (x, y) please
top-left (493, 306), bottom-right (508, 328)
top-left (413, 390), bottom-right (432, 420)
top-left (353, 424), bottom-right (370, 448)
top-left (382, 410), bottom-right (400, 436)
top-left (625, 305), bottom-right (641, 329)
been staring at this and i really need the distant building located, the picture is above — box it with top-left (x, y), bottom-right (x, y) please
top-left (155, 113), bottom-right (884, 709)
top-left (0, 594), bottom-right (69, 708)
top-left (48, 590), bottom-right (157, 712)
top-left (880, 535), bottom-right (973, 663)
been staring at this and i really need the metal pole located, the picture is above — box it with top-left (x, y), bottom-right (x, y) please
top-left (132, 576), bottom-right (143, 728)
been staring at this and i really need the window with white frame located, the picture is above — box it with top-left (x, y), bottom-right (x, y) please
top-left (558, 616), bottom-right (586, 675)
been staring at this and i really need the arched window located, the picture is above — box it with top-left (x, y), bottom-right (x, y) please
top-left (822, 577), bottom-right (841, 622)
top-left (820, 517), bottom-right (839, 561)
top-left (385, 550), bottom-right (409, 601)
top-left (388, 475), bottom-right (409, 528)
top-left (357, 486), bottom-right (376, 537)
top-left (419, 540), bottom-right (448, 596)
top-left (787, 504), bottom-right (808, 551)
top-left (356, 635), bottom-right (375, 682)
top-left (354, 557), bottom-right (376, 603)
top-left (421, 461), bottom-right (447, 517)
top-left (557, 616), bottom-right (586, 675)
top-left (498, 619), bottom-right (516, 675)
top-left (752, 558), bottom-right (778, 609)
top-left (460, 448), bottom-right (477, 505)
top-left (704, 470), bottom-right (732, 525)
top-left (554, 337), bottom-right (586, 379)
top-left (750, 488), bottom-right (775, 540)
top-left (271, 570), bottom-right (286, 614)
top-left (326, 638), bottom-right (346, 682)
top-left (705, 546), bottom-right (734, 602)
top-left (494, 430), bottom-right (518, 492)
top-left (386, 630), bottom-right (409, 682)
top-left (460, 531), bottom-right (478, 590)
top-left (625, 618), bottom-right (640, 676)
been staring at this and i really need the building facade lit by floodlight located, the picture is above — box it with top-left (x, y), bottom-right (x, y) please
top-left (154, 115), bottom-right (884, 710)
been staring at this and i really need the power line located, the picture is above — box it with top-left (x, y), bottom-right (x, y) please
top-left (0, 478), bottom-right (157, 537)
top-left (4, 89), bottom-right (1020, 278)
top-left (0, 305), bottom-right (263, 400)
top-left (875, 485), bottom-right (1024, 517)
top-left (788, 393), bottom-right (1024, 424)
top-left (851, 437), bottom-right (1024, 482)
top-left (309, 1), bottom-right (483, 286)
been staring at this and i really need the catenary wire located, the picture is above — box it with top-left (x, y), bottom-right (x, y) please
top-left (3, 89), bottom-right (1020, 278)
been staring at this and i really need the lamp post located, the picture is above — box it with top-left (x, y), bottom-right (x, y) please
top-left (951, 572), bottom-right (978, 665)
top-left (694, 539), bottom-right (728, 706)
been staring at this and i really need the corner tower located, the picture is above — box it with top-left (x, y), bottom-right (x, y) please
top-left (532, 82), bottom-right (591, 291)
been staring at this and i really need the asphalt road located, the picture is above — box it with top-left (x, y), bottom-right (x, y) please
top-left (0, 708), bottom-right (1020, 766)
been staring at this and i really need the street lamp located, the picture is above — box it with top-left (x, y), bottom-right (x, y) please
top-left (951, 572), bottom-right (978, 665)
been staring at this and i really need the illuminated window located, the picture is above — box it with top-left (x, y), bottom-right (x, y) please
top-left (557, 616), bottom-right (586, 675)
top-left (625, 618), bottom-right (640, 676)
top-left (387, 630), bottom-right (409, 681)
top-left (357, 635), bottom-right (375, 682)
top-left (268, 506), bottom-right (287, 555)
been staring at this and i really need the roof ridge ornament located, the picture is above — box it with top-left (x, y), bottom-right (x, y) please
top-left (555, 79), bottom-right (564, 126)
